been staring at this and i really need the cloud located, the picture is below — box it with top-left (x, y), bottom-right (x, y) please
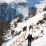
top-left (17, 7), bottom-right (29, 18)
top-left (15, 0), bottom-right (27, 3)
top-left (39, 0), bottom-right (46, 4)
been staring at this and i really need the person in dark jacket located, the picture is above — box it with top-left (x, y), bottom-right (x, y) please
top-left (26, 34), bottom-right (34, 46)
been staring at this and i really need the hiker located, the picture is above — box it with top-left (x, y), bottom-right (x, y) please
top-left (26, 34), bottom-right (34, 46)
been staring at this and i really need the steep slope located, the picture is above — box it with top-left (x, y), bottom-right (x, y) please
top-left (35, 0), bottom-right (46, 13)
top-left (2, 11), bottom-right (46, 46)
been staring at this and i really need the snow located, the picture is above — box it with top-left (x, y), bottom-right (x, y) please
top-left (2, 10), bottom-right (46, 46)
top-left (24, 11), bottom-right (46, 27)
top-left (32, 35), bottom-right (46, 46)
top-left (3, 26), bottom-right (46, 46)
top-left (11, 27), bottom-right (23, 32)
top-left (17, 7), bottom-right (29, 18)
top-left (16, 11), bottom-right (46, 31)
top-left (3, 32), bottom-right (26, 46)
top-left (1, 0), bottom-right (46, 46)
top-left (35, 0), bottom-right (46, 13)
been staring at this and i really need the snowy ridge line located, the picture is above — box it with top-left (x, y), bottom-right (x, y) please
top-left (25, 11), bottom-right (46, 26)
top-left (17, 11), bottom-right (46, 32)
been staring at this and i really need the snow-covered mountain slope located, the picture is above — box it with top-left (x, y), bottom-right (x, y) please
top-left (35, 0), bottom-right (46, 13)
top-left (2, 11), bottom-right (46, 46)
top-left (1, 0), bottom-right (46, 46)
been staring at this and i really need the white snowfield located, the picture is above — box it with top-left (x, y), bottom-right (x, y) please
top-left (2, 11), bottom-right (46, 46)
